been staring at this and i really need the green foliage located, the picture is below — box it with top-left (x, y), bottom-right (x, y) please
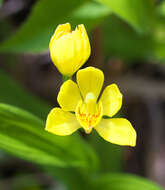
top-left (0, 0), bottom-right (87, 52)
top-left (0, 0), bottom-right (111, 53)
top-left (102, 15), bottom-right (165, 61)
top-left (94, 173), bottom-right (163, 190)
top-left (96, 0), bottom-right (155, 33)
top-left (70, 1), bottom-right (111, 30)
top-left (1, 0), bottom-right (164, 61)
top-left (152, 2), bottom-right (165, 59)
top-left (89, 131), bottom-right (122, 173)
top-left (158, 1), bottom-right (165, 17)
top-left (0, 69), bottom-right (50, 119)
top-left (0, 103), bottom-right (98, 170)
top-left (103, 16), bottom-right (153, 60)
top-left (72, 1), bottom-right (110, 20)
top-left (0, 99), bottom-right (163, 190)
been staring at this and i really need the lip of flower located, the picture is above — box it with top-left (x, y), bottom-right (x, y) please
top-left (49, 23), bottom-right (91, 76)
top-left (45, 67), bottom-right (137, 147)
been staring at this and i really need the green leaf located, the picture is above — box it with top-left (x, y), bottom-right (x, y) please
top-left (152, 18), bottom-right (165, 59)
top-left (149, 0), bottom-right (165, 60)
top-left (46, 166), bottom-right (95, 190)
top-left (0, 0), bottom-right (87, 53)
top-left (0, 69), bottom-right (50, 119)
top-left (94, 173), bottom-right (163, 190)
top-left (0, 103), bottom-right (98, 170)
top-left (89, 130), bottom-right (122, 173)
top-left (0, 0), bottom-right (111, 53)
top-left (103, 16), bottom-right (153, 60)
top-left (102, 15), bottom-right (165, 61)
top-left (72, 1), bottom-right (110, 20)
top-left (70, 1), bottom-right (111, 30)
top-left (96, 0), bottom-right (155, 33)
top-left (157, 1), bottom-right (165, 17)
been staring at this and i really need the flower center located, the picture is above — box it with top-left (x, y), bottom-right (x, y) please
top-left (75, 93), bottom-right (103, 134)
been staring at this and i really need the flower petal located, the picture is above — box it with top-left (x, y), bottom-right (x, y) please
top-left (45, 108), bottom-right (80, 136)
top-left (57, 80), bottom-right (82, 112)
top-left (49, 24), bottom-right (90, 76)
top-left (49, 23), bottom-right (71, 45)
top-left (77, 24), bottom-right (91, 66)
top-left (100, 84), bottom-right (122, 117)
top-left (77, 67), bottom-right (104, 100)
top-left (95, 118), bottom-right (136, 147)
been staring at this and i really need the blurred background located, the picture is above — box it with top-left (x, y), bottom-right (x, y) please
top-left (0, 0), bottom-right (165, 189)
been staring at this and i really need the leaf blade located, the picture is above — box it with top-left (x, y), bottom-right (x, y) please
top-left (95, 173), bottom-right (163, 190)
top-left (96, 0), bottom-right (155, 33)
top-left (0, 103), bottom-right (99, 170)
top-left (0, 1), bottom-right (111, 53)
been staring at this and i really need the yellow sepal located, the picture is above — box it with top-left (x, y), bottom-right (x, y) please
top-left (49, 23), bottom-right (71, 47)
top-left (95, 118), bottom-right (136, 147)
top-left (45, 108), bottom-right (80, 136)
top-left (100, 84), bottom-right (122, 117)
top-left (57, 80), bottom-right (82, 112)
top-left (77, 67), bottom-right (104, 100)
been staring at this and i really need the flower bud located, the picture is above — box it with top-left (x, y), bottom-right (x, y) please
top-left (49, 23), bottom-right (91, 76)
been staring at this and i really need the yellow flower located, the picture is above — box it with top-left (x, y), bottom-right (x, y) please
top-left (49, 23), bottom-right (91, 76)
top-left (45, 67), bottom-right (136, 147)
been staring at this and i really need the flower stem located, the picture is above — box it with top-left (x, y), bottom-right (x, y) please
top-left (62, 75), bottom-right (72, 82)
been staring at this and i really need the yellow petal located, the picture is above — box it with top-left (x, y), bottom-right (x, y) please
top-left (45, 108), bottom-right (80, 136)
top-left (100, 84), bottom-right (122, 117)
top-left (77, 24), bottom-right (91, 66)
top-left (95, 118), bottom-right (136, 147)
top-left (57, 80), bottom-right (82, 112)
top-left (77, 67), bottom-right (104, 100)
top-left (49, 24), bottom-right (91, 76)
top-left (49, 23), bottom-right (71, 46)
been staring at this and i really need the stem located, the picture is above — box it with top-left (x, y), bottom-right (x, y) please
top-left (62, 75), bottom-right (72, 82)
